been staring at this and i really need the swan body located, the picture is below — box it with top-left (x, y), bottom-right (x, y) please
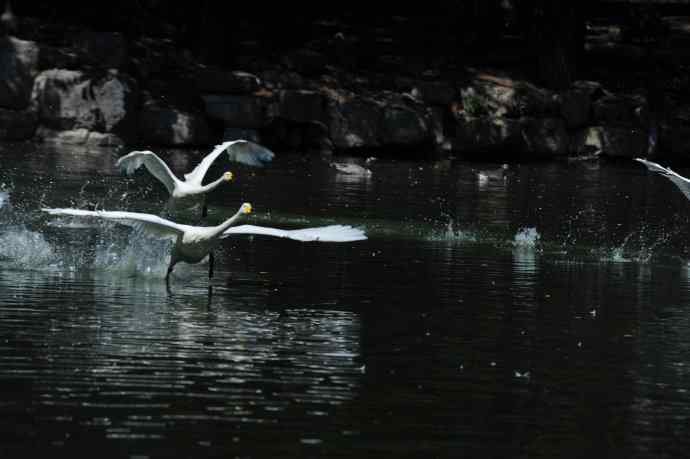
top-left (116, 140), bottom-right (275, 212)
top-left (635, 157), bottom-right (690, 201)
top-left (42, 204), bottom-right (367, 279)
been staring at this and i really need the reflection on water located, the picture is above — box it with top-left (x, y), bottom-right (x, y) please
top-left (3, 142), bottom-right (690, 457)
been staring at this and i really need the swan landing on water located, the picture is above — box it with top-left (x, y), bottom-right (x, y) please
top-left (42, 203), bottom-right (367, 282)
top-left (635, 157), bottom-right (690, 201)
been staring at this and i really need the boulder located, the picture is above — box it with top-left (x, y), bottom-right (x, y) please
top-left (0, 36), bottom-right (40, 109)
top-left (283, 48), bottom-right (328, 74)
top-left (196, 69), bottom-right (261, 94)
top-left (75, 31), bottom-right (127, 69)
top-left (32, 69), bottom-right (138, 139)
top-left (223, 127), bottom-right (261, 143)
top-left (139, 105), bottom-right (211, 146)
top-left (453, 114), bottom-right (523, 153)
top-left (278, 90), bottom-right (326, 124)
top-left (570, 126), bottom-right (647, 158)
top-left (460, 77), bottom-right (559, 118)
top-left (380, 104), bottom-right (430, 146)
top-left (414, 80), bottom-right (457, 105)
top-left (202, 93), bottom-right (273, 128)
top-left (36, 126), bottom-right (124, 147)
top-left (0, 107), bottom-right (37, 140)
top-left (328, 96), bottom-right (382, 149)
top-left (560, 88), bottom-right (591, 129)
top-left (521, 118), bottom-right (569, 157)
top-left (428, 106), bottom-right (449, 150)
top-left (592, 93), bottom-right (648, 127)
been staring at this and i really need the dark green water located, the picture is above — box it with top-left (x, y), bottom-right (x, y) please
top-left (2, 141), bottom-right (690, 457)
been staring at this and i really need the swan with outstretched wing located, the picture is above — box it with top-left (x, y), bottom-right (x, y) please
top-left (635, 157), bottom-right (690, 201)
top-left (42, 204), bottom-right (366, 281)
top-left (116, 140), bottom-right (275, 215)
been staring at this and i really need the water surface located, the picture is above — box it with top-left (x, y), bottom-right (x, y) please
top-left (2, 142), bottom-right (690, 457)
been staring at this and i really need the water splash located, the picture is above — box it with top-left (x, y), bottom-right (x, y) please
top-left (427, 220), bottom-right (480, 243)
top-left (93, 224), bottom-right (172, 277)
top-left (596, 225), bottom-right (678, 263)
top-left (0, 224), bottom-right (57, 268)
top-left (0, 190), bottom-right (10, 210)
top-left (513, 227), bottom-right (541, 249)
top-left (0, 189), bottom-right (57, 268)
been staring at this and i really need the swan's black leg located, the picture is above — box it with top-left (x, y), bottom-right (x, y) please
top-left (165, 264), bottom-right (173, 292)
top-left (208, 252), bottom-right (214, 279)
top-left (202, 199), bottom-right (208, 219)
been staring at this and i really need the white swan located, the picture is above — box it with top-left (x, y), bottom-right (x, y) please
top-left (635, 158), bottom-right (690, 201)
top-left (42, 204), bottom-right (367, 281)
top-left (116, 140), bottom-right (275, 214)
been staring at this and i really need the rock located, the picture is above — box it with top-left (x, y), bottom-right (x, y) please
top-left (196, 69), bottom-right (261, 94)
top-left (560, 89), bottom-right (591, 129)
top-left (303, 121), bottom-right (333, 154)
top-left (521, 118), bottom-right (569, 156)
top-left (75, 31), bottom-right (127, 69)
top-left (0, 107), bottom-right (36, 140)
top-left (139, 105), bottom-right (210, 146)
top-left (36, 126), bottom-right (124, 147)
top-left (428, 106), bottom-right (448, 149)
top-left (328, 96), bottom-right (382, 149)
top-left (278, 90), bottom-right (325, 124)
top-left (260, 69), bottom-right (304, 90)
top-left (381, 104), bottom-right (430, 146)
top-left (453, 114), bottom-right (523, 153)
top-left (460, 77), bottom-right (559, 118)
top-left (202, 93), bottom-right (273, 128)
top-left (32, 69), bottom-right (138, 140)
top-left (414, 80), bottom-right (457, 105)
top-left (570, 126), bottom-right (647, 158)
top-left (0, 36), bottom-right (40, 109)
top-left (658, 120), bottom-right (690, 156)
top-left (592, 93), bottom-right (648, 127)
top-left (572, 80), bottom-right (607, 101)
top-left (223, 127), bottom-right (261, 143)
top-left (283, 48), bottom-right (328, 74)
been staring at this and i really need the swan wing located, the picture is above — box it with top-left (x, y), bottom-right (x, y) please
top-left (116, 151), bottom-right (179, 194)
top-left (184, 140), bottom-right (275, 185)
top-left (636, 158), bottom-right (690, 201)
top-left (42, 208), bottom-right (187, 240)
top-left (222, 224), bottom-right (367, 242)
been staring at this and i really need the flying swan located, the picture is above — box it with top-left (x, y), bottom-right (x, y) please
top-left (116, 140), bottom-right (275, 215)
top-left (42, 203), bottom-right (367, 281)
top-left (635, 157), bottom-right (690, 201)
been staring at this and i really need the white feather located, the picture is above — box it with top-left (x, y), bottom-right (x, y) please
top-left (636, 157), bottom-right (690, 201)
top-left (222, 224), bottom-right (368, 242)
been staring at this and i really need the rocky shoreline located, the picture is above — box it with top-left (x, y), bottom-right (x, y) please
top-left (0, 19), bottom-right (681, 162)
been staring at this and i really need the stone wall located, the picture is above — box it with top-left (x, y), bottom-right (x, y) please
top-left (0, 31), bottom-right (662, 160)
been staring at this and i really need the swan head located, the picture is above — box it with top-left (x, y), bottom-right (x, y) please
top-left (223, 171), bottom-right (234, 182)
top-left (241, 202), bottom-right (252, 214)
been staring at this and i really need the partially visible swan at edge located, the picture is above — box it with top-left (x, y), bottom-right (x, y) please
top-left (116, 140), bottom-right (275, 215)
top-left (42, 203), bottom-right (367, 281)
top-left (635, 157), bottom-right (690, 201)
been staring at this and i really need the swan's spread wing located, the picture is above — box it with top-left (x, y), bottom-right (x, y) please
top-left (636, 158), bottom-right (690, 201)
top-left (184, 140), bottom-right (275, 185)
top-left (116, 151), bottom-right (179, 194)
top-left (42, 208), bottom-right (186, 240)
top-left (222, 224), bottom-right (367, 242)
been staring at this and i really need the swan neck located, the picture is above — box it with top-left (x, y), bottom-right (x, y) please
top-left (200, 176), bottom-right (226, 193)
top-left (211, 209), bottom-right (245, 236)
